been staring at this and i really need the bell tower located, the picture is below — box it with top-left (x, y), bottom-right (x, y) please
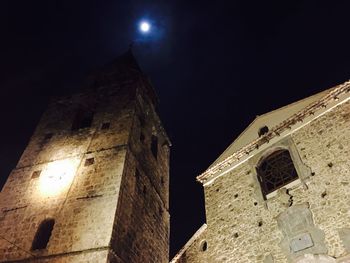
top-left (0, 50), bottom-right (170, 263)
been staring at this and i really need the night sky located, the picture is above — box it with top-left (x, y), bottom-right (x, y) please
top-left (1, 0), bottom-right (350, 258)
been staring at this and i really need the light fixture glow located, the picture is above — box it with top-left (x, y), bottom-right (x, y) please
top-left (140, 21), bottom-right (151, 33)
top-left (38, 159), bottom-right (78, 197)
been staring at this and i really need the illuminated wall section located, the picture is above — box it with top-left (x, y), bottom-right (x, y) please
top-left (37, 158), bottom-right (79, 197)
top-left (0, 87), bottom-right (134, 262)
top-left (0, 51), bottom-right (170, 263)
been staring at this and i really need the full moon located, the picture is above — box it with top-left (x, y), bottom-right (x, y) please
top-left (140, 21), bottom-right (150, 33)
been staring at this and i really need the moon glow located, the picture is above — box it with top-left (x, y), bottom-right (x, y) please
top-left (140, 21), bottom-right (151, 33)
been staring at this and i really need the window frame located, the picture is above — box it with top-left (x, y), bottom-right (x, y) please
top-left (248, 137), bottom-right (312, 202)
top-left (256, 149), bottom-right (299, 199)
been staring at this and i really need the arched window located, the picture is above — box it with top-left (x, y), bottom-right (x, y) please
top-left (257, 149), bottom-right (298, 198)
top-left (31, 219), bottom-right (55, 250)
top-left (71, 109), bottom-right (94, 130)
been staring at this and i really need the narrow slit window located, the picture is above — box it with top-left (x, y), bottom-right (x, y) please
top-left (140, 132), bottom-right (145, 143)
top-left (31, 219), bottom-right (55, 250)
top-left (151, 135), bottom-right (158, 159)
top-left (257, 149), bottom-right (298, 198)
top-left (139, 116), bottom-right (145, 127)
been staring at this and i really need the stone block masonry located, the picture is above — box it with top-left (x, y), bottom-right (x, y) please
top-left (0, 51), bottom-right (170, 263)
top-left (171, 83), bottom-right (350, 262)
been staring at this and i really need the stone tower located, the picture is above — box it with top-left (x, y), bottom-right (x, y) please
top-left (0, 50), bottom-right (170, 262)
top-left (171, 81), bottom-right (350, 263)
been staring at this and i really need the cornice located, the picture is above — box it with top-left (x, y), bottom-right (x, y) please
top-left (197, 80), bottom-right (350, 185)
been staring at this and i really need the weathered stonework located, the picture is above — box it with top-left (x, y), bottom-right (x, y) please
top-left (172, 82), bottom-right (350, 262)
top-left (0, 51), bottom-right (170, 262)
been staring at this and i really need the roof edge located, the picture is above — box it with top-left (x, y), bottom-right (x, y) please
top-left (169, 224), bottom-right (207, 263)
top-left (197, 80), bottom-right (350, 184)
top-left (208, 87), bottom-right (332, 169)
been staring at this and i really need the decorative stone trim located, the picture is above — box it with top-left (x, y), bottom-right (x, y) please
top-left (247, 136), bottom-right (311, 202)
top-left (198, 80), bottom-right (350, 184)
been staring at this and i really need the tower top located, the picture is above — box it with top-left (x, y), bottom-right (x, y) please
top-left (107, 48), bottom-right (143, 74)
top-left (83, 49), bottom-right (159, 107)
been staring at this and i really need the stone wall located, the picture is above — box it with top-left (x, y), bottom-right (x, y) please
top-left (172, 99), bottom-right (350, 262)
top-left (0, 86), bottom-right (133, 261)
top-left (0, 76), bottom-right (170, 263)
top-left (170, 224), bottom-right (208, 263)
top-left (110, 87), bottom-right (170, 263)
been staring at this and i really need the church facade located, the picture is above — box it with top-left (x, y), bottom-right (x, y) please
top-left (0, 51), bottom-right (170, 262)
top-left (171, 81), bottom-right (350, 263)
top-left (2, 51), bottom-right (350, 263)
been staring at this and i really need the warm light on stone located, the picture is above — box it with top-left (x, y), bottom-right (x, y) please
top-left (39, 159), bottom-right (78, 197)
top-left (0, 51), bottom-right (170, 262)
top-left (171, 81), bottom-right (350, 263)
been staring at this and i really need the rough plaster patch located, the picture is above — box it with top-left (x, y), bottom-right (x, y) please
top-left (277, 203), bottom-right (327, 261)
